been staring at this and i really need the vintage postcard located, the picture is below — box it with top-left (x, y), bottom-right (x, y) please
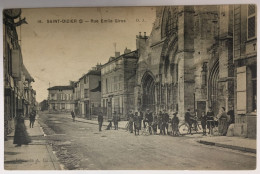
top-left (3, 4), bottom-right (257, 170)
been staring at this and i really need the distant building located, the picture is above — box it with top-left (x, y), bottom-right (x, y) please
top-left (48, 85), bottom-right (74, 113)
top-left (39, 99), bottom-right (48, 111)
top-left (101, 48), bottom-right (138, 120)
top-left (77, 65), bottom-right (102, 119)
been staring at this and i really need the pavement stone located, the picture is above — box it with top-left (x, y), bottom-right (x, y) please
top-left (4, 116), bottom-right (61, 170)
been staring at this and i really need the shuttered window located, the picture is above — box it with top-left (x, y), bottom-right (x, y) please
top-left (236, 66), bottom-right (247, 114)
top-left (248, 4), bottom-right (256, 39)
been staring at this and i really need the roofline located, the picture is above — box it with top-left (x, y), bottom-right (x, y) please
top-left (47, 86), bottom-right (74, 90)
top-left (101, 50), bottom-right (138, 67)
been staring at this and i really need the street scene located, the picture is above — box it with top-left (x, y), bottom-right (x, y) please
top-left (3, 5), bottom-right (257, 170)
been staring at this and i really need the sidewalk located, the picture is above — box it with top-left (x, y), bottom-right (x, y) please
top-left (5, 117), bottom-right (61, 170)
top-left (197, 135), bottom-right (256, 153)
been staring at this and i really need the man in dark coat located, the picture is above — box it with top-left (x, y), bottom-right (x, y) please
top-left (98, 111), bottom-right (103, 131)
top-left (171, 112), bottom-right (179, 136)
top-left (113, 111), bottom-right (119, 130)
top-left (206, 107), bottom-right (215, 134)
top-left (71, 110), bottom-right (75, 122)
top-left (134, 112), bottom-right (140, 135)
top-left (163, 110), bottom-right (170, 135)
top-left (29, 110), bottom-right (36, 128)
top-left (185, 109), bottom-right (193, 135)
top-left (128, 110), bottom-right (134, 133)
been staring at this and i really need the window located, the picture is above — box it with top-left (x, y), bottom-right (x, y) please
top-left (248, 4), bottom-right (256, 39)
top-left (236, 66), bottom-right (247, 114)
top-left (61, 103), bottom-right (65, 109)
top-left (161, 7), bottom-right (178, 38)
top-left (106, 78), bottom-right (108, 93)
top-left (84, 89), bottom-right (89, 98)
top-left (84, 76), bottom-right (88, 84)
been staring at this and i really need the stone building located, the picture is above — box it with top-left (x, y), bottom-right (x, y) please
top-left (48, 85), bottom-right (74, 113)
top-left (233, 4), bottom-right (257, 138)
top-left (135, 5), bottom-right (257, 137)
top-left (73, 80), bottom-right (81, 115)
top-left (3, 9), bottom-right (37, 139)
top-left (135, 6), bottom-right (221, 118)
top-left (101, 48), bottom-right (138, 120)
top-left (77, 65), bottom-right (102, 119)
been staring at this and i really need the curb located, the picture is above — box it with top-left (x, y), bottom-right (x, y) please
top-left (198, 140), bottom-right (256, 154)
top-left (46, 144), bottom-right (62, 170)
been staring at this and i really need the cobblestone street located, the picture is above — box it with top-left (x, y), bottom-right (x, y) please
top-left (38, 113), bottom-right (256, 170)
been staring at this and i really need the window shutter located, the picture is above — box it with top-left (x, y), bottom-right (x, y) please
top-left (11, 49), bottom-right (21, 78)
top-left (236, 66), bottom-right (247, 114)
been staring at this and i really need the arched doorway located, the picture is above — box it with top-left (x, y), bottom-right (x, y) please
top-left (141, 72), bottom-right (155, 111)
top-left (208, 60), bottom-right (219, 115)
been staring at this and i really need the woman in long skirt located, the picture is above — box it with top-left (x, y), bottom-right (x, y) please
top-left (217, 107), bottom-right (228, 136)
top-left (13, 112), bottom-right (31, 147)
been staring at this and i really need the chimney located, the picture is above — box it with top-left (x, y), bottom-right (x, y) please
top-left (124, 47), bottom-right (131, 54)
top-left (115, 52), bottom-right (120, 57)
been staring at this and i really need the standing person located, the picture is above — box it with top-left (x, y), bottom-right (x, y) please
top-left (134, 112), bottom-right (140, 135)
top-left (201, 111), bottom-right (207, 136)
top-left (98, 111), bottom-right (103, 132)
top-left (161, 111), bottom-right (166, 135)
top-left (206, 107), bottom-right (215, 134)
top-left (113, 111), bottom-right (119, 130)
top-left (29, 110), bottom-right (36, 128)
top-left (172, 112), bottom-right (179, 136)
top-left (13, 111), bottom-right (31, 147)
top-left (164, 110), bottom-right (170, 135)
top-left (71, 110), bottom-right (75, 122)
top-left (138, 108), bottom-right (143, 130)
top-left (185, 109), bottom-right (193, 135)
top-left (128, 110), bottom-right (134, 133)
top-left (217, 107), bottom-right (228, 136)
top-left (146, 109), bottom-right (153, 135)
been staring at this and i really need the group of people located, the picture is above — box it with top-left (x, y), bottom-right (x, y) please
top-left (94, 106), bottom-right (234, 137)
top-left (185, 106), bottom-right (235, 136)
top-left (126, 109), bottom-right (180, 136)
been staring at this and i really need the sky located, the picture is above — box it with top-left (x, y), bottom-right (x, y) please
top-left (18, 7), bottom-right (156, 102)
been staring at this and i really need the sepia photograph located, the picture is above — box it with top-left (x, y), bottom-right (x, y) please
top-left (2, 1), bottom-right (257, 171)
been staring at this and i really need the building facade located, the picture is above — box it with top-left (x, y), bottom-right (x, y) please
top-left (101, 49), bottom-right (138, 120)
top-left (4, 9), bottom-right (37, 139)
top-left (233, 4), bottom-right (257, 138)
top-left (48, 86), bottom-right (74, 113)
top-left (78, 65), bottom-right (102, 119)
top-left (135, 6), bottom-right (222, 118)
top-left (134, 5), bottom-right (256, 138)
